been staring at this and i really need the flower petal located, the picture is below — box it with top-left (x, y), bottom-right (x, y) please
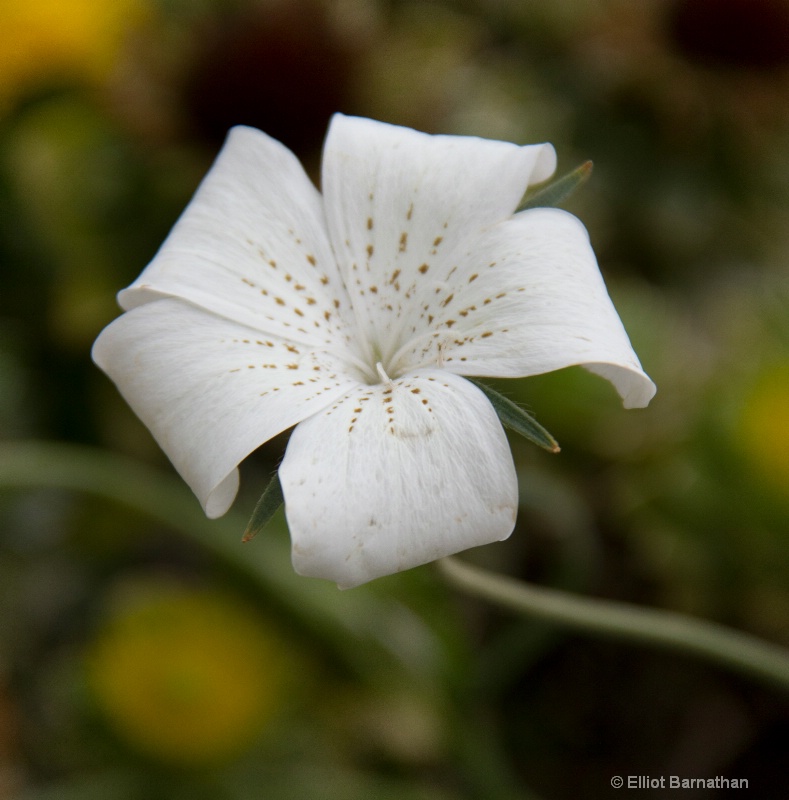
top-left (119, 126), bottom-right (357, 353)
top-left (394, 208), bottom-right (656, 409)
top-left (320, 114), bottom-right (556, 369)
top-left (278, 370), bottom-right (518, 588)
top-left (92, 298), bottom-right (358, 517)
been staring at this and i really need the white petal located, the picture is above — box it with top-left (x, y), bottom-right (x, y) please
top-left (278, 370), bottom-right (518, 588)
top-left (119, 126), bottom-right (356, 353)
top-left (320, 113), bottom-right (556, 369)
top-left (394, 208), bottom-right (656, 409)
top-left (92, 299), bottom-right (357, 517)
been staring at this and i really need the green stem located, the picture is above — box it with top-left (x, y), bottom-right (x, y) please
top-left (438, 556), bottom-right (789, 693)
top-left (6, 441), bottom-right (787, 692)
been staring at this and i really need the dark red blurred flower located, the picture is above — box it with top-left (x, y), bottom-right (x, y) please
top-left (668, 0), bottom-right (789, 70)
top-left (183, 2), bottom-right (358, 160)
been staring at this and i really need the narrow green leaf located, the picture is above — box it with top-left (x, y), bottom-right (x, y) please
top-left (470, 379), bottom-right (560, 453)
top-left (242, 471), bottom-right (284, 542)
top-left (517, 160), bottom-right (593, 212)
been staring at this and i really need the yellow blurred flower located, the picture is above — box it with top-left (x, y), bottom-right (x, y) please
top-left (737, 364), bottom-right (789, 496)
top-left (86, 581), bottom-right (292, 765)
top-left (0, 0), bottom-right (150, 110)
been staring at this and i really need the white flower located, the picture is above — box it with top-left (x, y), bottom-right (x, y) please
top-left (93, 114), bottom-right (655, 588)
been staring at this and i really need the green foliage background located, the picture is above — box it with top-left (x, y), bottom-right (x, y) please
top-left (1, 0), bottom-right (788, 797)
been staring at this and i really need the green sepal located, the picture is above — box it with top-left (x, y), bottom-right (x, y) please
top-left (470, 379), bottom-right (560, 453)
top-left (517, 160), bottom-right (593, 212)
top-left (242, 471), bottom-right (284, 542)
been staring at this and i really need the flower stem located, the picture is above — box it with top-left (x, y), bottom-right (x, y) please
top-left (438, 556), bottom-right (789, 692)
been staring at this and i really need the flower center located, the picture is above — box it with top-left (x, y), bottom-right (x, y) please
top-left (344, 327), bottom-right (451, 386)
top-left (351, 341), bottom-right (402, 386)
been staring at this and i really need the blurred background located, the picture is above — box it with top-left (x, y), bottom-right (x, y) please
top-left (1, 0), bottom-right (788, 797)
